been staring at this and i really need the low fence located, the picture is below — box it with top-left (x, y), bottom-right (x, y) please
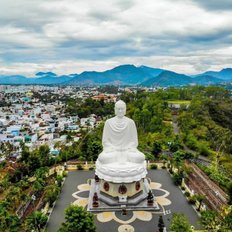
top-left (185, 162), bottom-right (228, 212)
top-left (65, 160), bottom-right (164, 171)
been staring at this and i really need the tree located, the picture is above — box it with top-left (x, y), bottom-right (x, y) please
top-left (223, 209), bottom-right (232, 231)
top-left (87, 140), bottom-right (102, 161)
top-left (173, 150), bottom-right (185, 174)
top-left (32, 167), bottom-right (49, 193)
top-left (25, 211), bottom-right (48, 232)
top-left (26, 151), bottom-right (41, 172)
top-left (169, 140), bottom-right (180, 152)
top-left (56, 175), bottom-right (64, 187)
top-left (152, 141), bottom-right (162, 158)
top-left (172, 172), bottom-right (183, 186)
top-left (200, 210), bottom-right (218, 230)
top-left (170, 213), bottom-right (192, 232)
top-left (38, 145), bottom-right (50, 167)
top-left (0, 201), bottom-right (21, 232)
top-left (58, 205), bottom-right (96, 232)
top-left (32, 178), bottom-right (45, 193)
top-left (44, 184), bottom-right (60, 206)
top-left (35, 167), bottom-right (49, 180)
top-left (5, 186), bottom-right (23, 210)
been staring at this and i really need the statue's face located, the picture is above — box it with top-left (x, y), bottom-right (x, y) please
top-left (115, 103), bottom-right (126, 118)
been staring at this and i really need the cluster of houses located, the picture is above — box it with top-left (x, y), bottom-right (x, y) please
top-left (0, 85), bottom-right (118, 163)
top-left (0, 84), bottom-right (144, 164)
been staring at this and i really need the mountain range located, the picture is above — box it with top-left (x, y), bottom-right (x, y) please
top-left (0, 65), bottom-right (232, 87)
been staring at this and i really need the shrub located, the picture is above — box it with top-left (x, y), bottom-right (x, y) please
top-left (181, 186), bottom-right (186, 191)
top-left (62, 171), bottom-right (68, 177)
top-left (150, 164), bottom-right (158, 169)
top-left (145, 153), bottom-right (154, 161)
top-left (89, 167), bottom-right (94, 170)
top-left (77, 164), bottom-right (84, 170)
top-left (56, 175), bottom-right (63, 187)
top-left (188, 195), bottom-right (196, 204)
top-left (173, 173), bottom-right (182, 186)
top-left (161, 166), bottom-right (166, 169)
top-left (184, 192), bottom-right (190, 197)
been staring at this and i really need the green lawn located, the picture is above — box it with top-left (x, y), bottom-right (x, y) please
top-left (168, 100), bottom-right (191, 104)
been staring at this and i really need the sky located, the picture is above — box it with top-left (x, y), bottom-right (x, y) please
top-left (0, 0), bottom-right (232, 76)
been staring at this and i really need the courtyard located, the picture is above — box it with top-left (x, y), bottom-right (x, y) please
top-left (47, 169), bottom-right (201, 232)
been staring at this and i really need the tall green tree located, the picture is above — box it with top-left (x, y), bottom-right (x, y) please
top-left (25, 211), bottom-right (48, 232)
top-left (200, 210), bottom-right (218, 231)
top-left (152, 141), bottom-right (162, 158)
top-left (58, 205), bottom-right (96, 232)
top-left (44, 184), bottom-right (60, 206)
top-left (0, 201), bottom-right (21, 232)
top-left (170, 213), bottom-right (192, 232)
top-left (87, 140), bottom-right (102, 161)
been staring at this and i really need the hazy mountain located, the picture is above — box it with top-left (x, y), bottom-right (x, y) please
top-left (0, 72), bottom-right (72, 85)
top-left (191, 75), bottom-right (222, 85)
top-left (141, 70), bottom-right (192, 87)
top-left (0, 75), bottom-right (29, 84)
top-left (141, 71), bottom-right (224, 87)
top-left (68, 64), bottom-right (157, 85)
top-left (138, 65), bottom-right (164, 77)
top-left (0, 65), bottom-right (231, 86)
top-left (201, 68), bottom-right (232, 81)
top-left (35, 72), bottom-right (57, 77)
top-left (33, 72), bottom-right (72, 84)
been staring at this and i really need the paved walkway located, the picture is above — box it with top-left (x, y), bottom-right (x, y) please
top-left (172, 115), bottom-right (179, 135)
top-left (47, 169), bottom-right (201, 232)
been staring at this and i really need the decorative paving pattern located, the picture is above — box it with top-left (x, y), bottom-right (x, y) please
top-left (72, 180), bottom-right (171, 232)
top-left (118, 224), bottom-right (135, 232)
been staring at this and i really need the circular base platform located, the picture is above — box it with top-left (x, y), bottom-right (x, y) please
top-left (95, 160), bottom-right (147, 183)
top-left (100, 179), bottom-right (144, 198)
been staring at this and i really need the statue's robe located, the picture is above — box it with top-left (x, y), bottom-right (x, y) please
top-left (102, 116), bottom-right (138, 151)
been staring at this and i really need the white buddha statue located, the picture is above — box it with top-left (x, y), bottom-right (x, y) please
top-left (96, 100), bottom-right (147, 183)
top-left (98, 100), bottom-right (145, 165)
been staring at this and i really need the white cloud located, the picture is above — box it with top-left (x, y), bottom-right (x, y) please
top-left (0, 0), bottom-right (231, 75)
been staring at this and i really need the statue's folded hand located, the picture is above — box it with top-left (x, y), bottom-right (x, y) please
top-left (126, 142), bottom-right (137, 151)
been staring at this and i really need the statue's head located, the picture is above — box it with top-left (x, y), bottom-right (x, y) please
top-left (115, 100), bottom-right (126, 118)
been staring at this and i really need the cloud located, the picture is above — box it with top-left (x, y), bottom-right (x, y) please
top-left (191, 0), bottom-right (232, 11)
top-left (0, 0), bottom-right (231, 75)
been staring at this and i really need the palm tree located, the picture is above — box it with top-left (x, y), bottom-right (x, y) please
top-left (173, 151), bottom-right (184, 174)
top-left (44, 184), bottom-right (60, 206)
top-left (25, 211), bottom-right (48, 232)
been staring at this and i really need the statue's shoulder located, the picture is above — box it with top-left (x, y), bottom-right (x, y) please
top-left (105, 117), bottom-right (115, 126)
top-left (124, 116), bottom-right (135, 124)
top-left (105, 116), bottom-right (134, 124)
top-left (105, 117), bottom-right (114, 123)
